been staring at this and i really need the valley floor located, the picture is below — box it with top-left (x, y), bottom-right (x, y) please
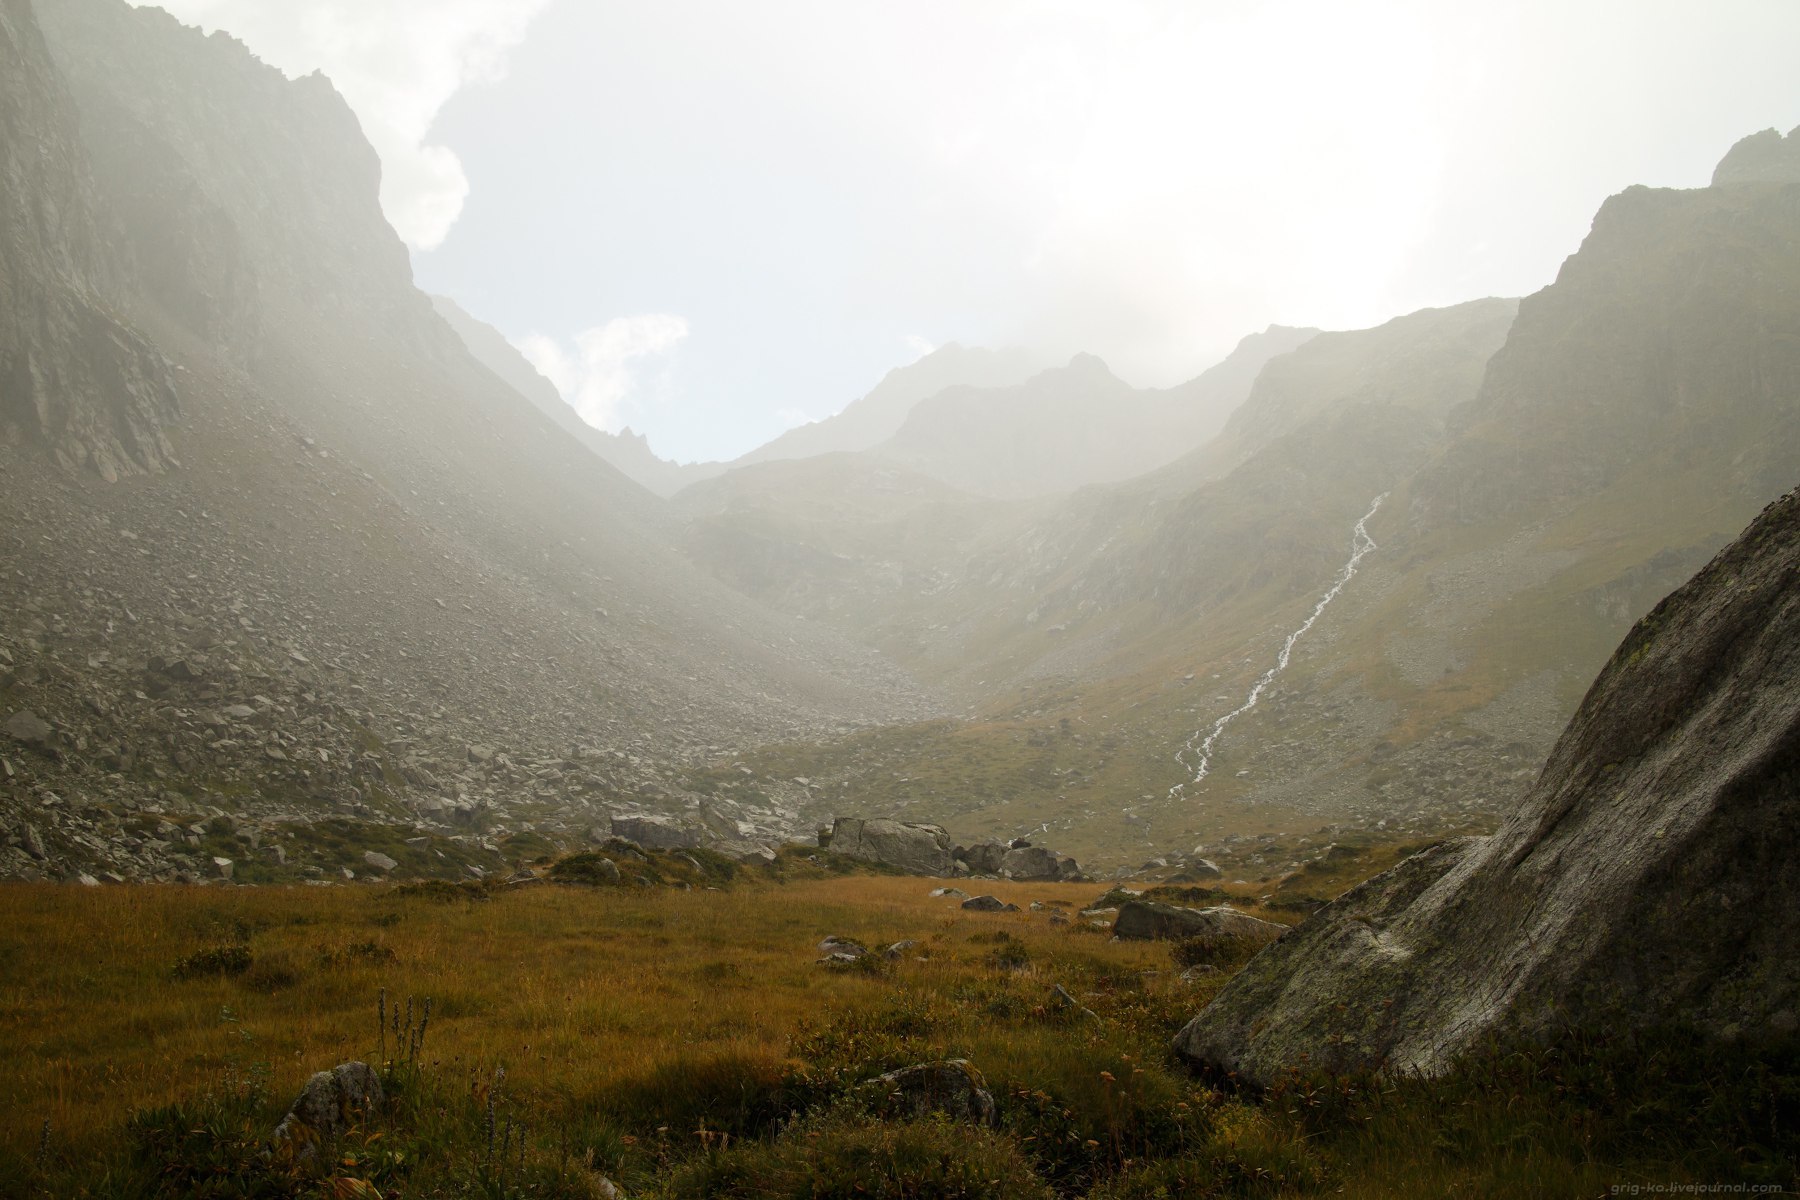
top-left (1, 866), bottom-right (1792, 1197)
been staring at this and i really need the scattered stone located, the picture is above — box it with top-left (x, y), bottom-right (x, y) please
top-left (929, 886), bottom-right (969, 899)
top-left (212, 856), bottom-right (234, 880)
top-left (4, 710), bottom-right (53, 746)
top-left (961, 895), bottom-right (1018, 913)
top-left (272, 1062), bottom-right (385, 1158)
top-left (76, 873), bottom-right (100, 887)
top-left (362, 850), bottom-right (398, 872)
top-left (1050, 983), bottom-right (1100, 1021)
top-left (884, 939), bottom-right (919, 960)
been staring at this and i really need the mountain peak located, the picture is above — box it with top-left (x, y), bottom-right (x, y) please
top-left (1712, 124), bottom-right (1800, 186)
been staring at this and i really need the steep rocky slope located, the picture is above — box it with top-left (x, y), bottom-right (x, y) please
top-left (0, 0), bottom-right (179, 480)
top-left (0, 0), bottom-right (934, 883)
top-left (1174, 485), bottom-right (1800, 1084)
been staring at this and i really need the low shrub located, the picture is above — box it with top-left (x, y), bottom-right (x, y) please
top-left (171, 945), bottom-right (253, 980)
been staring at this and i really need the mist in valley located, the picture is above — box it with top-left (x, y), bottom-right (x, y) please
top-left (3, 0), bottom-right (1800, 1194)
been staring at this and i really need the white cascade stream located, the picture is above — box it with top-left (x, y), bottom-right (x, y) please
top-left (1168, 492), bottom-right (1389, 799)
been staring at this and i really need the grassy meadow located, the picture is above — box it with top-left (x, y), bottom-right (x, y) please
top-left (0, 854), bottom-right (1793, 1198)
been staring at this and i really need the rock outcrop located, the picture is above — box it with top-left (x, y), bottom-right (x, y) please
top-left (1174, 486), bottom-right (1800, 1085)
top-left (829, 817), bottom-right (954, 875)
top-left (1111, 900), bottom-right (1286, 954)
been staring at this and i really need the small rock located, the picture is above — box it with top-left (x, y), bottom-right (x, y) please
top-left (362, 850), bottom-right (398, 872)
top-left (866, 1060), bottom-right (996, 1126)
top-left (76, 873), bottom-right (101, 887)
top-left (817, 935), bottom-right (867, 962)
top-left (212, 857), bottom-right (234, 880)
top-left (272, 1062), bottom-right (384, 1157)
top-left (961, 895), bottom-right (1019, 912)
top-left (884, 939), bottom-right (919, 960)
top-left (929, 886), bottom-right (969, 899)
top-left (1050, 983), bottom-right (1100, 1021)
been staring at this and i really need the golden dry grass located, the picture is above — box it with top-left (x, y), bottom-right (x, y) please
top-left (0, 874), bottom-right (1160, 1161)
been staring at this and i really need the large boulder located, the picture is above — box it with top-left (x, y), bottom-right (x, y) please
top-left (610, 814), bottom-right (700, 850)
top-left (998, 845), bottom-right (1057, 880)
top-left (272, 1061), bottom-right (384, 1158)
top-left (829, 817), bottom-right (954, 876)
top-left (1113, 900), bottom-right (1286, 955)
top-left (1174, 486), bottom-right (1800, 1086)
top-left (958, 841), bottom-right (1008, 875)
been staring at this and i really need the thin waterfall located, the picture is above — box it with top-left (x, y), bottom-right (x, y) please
top-left (1169, 493), bottom-right (1389, 798)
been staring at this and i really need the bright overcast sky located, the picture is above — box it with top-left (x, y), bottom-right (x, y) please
top-left (132, 1), bottom-right (1800, 464)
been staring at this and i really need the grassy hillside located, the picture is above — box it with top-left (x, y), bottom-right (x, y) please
top-left (2, 865), bottom-right (1791, 1196)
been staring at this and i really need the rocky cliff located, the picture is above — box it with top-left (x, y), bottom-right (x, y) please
top-left (1173, 485), bottom-right (1800, 1083)
top-left (0, 0), bottom-right (180, 480)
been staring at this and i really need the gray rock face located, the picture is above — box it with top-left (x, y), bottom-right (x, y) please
top-left (610, 814), bottom-right (700, 850)
top-left (865, 1060), bottom-right (996, 1126)
top-left (1174, 487), bottom-right (1800, 1085)
top-left (273, 1061), bottom-right (384, 1157)
top-left (1112, 900), bottom-right (1286, 955)
top-left (829, 817), bottom-right (953, 875)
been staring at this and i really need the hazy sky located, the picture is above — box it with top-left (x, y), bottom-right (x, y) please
top-left (133, 1), bottom-right (1800, 464)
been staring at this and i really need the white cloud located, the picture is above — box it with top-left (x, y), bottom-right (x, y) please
top-left (516, 316), bottom-right (690, 433)
top-left (129, 0), bottom-right (549, 249)
top-left (902, 335), bottom-right (936, 361)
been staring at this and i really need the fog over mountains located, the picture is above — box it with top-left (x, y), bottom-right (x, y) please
top-left (2, 0), bottom-right (1798, 886)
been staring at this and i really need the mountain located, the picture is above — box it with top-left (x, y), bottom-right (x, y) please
top-left (1175, 483), bottom-right (1800, 1084)
top-left (873, 324), bottom-right (1320, 500)
top-left (429, 294), bottom-right (721, 498)
top-left (0, 0), bottom-right (180, 480)
top-left (734, 343), bottom-right (1043, 469)
top-left (0, 0), bottom-right (933, 884)
top-left (681, 147), bottom-right (1798, 865)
